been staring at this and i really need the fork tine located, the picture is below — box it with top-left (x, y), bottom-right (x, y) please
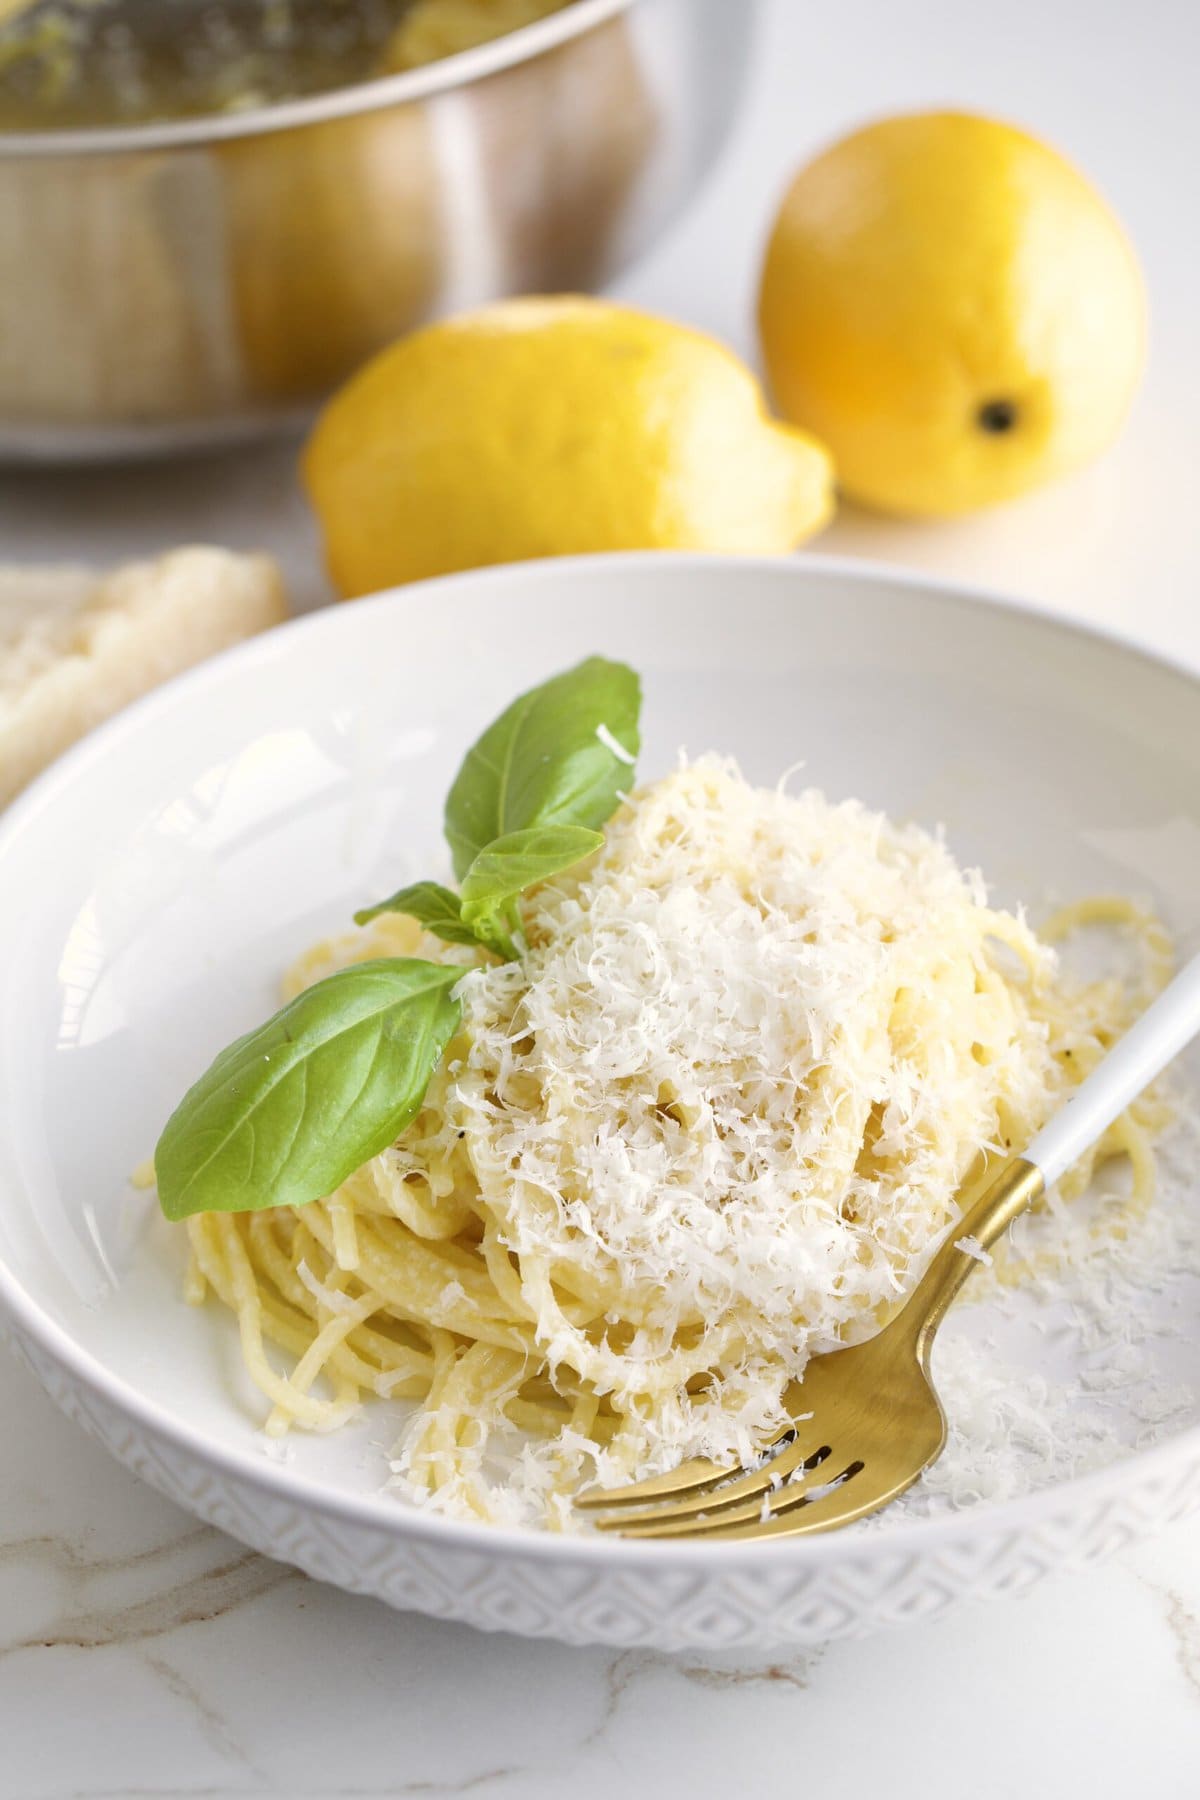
top-left (605, 1457), bottom-right (868, 1540)
top-left (574, 1414), bottom-right (809, 1513)
top-left (573, 1454), bottom-right (733, 1511)
top-left (584, 1439), bottom-right (831, 1533)
top-left (695, 1462), bottom-right (927, 1540)
top-left (707, 1483), bottom-right (884, 1539)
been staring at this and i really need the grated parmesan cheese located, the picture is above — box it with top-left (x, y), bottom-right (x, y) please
top-left (595, 721), bottom-right (637, 765)
top-left (955, 1235), bottom-right (994, 1265)
top-left (207, 754), bottom-right (1191, 1530)
top-left (295, 1259), bottom-right (360, 1316)
top-left (393, 755), bottom-right (1103, 1508)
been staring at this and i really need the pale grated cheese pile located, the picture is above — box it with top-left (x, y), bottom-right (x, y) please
top-left (383, 756), bottom-right (1101, 1515)
top-left (200, 754), bottom-right (1184, 1529)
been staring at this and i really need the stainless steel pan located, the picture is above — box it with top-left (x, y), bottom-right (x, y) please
top-left (0, 0), bottom-right (751, 460)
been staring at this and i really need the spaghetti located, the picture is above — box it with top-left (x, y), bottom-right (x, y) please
top-left (178, 757), bottom-right (1171, 1528)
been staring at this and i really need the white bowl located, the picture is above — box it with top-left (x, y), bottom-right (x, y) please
top-left (0, 553), bottom-right (1197, 1651)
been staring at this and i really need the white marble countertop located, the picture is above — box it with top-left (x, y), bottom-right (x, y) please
top-left (3, 0), bottom-right (1200, 1794)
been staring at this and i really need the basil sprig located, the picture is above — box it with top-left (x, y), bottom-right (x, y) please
top-left (354, 880), bottom-right (480, 948)
top-left (155, 657), bottom-right (641, 1219)
top-left (459, 824), bottom-right (604, 954)
top-left (364, 656), bottom-right (639, 959)
top-left (156, 960), bottom-right (464, 1221)
top-left (444, 655), bottom-right (640, 878)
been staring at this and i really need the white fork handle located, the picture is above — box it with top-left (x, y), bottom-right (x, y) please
top-left (1025, 949), bottom-right (1200, 1187)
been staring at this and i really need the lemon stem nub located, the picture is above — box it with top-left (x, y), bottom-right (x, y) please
top-left (977, 399), bottom-right (1018, 434)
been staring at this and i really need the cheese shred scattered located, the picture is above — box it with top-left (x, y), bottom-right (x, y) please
top-left (181, 757), bottom-right (1173, 1527)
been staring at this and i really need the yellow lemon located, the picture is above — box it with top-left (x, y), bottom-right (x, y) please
top-left (303, 297), bottom-right (833, 597)
top-left (757, 111), bottom-right (1146, 516)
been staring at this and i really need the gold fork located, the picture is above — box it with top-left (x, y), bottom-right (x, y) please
top-left (576, 948), bottom-right (1200, 1541)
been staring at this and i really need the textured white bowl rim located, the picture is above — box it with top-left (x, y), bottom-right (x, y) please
top-left (0, 549), bottom-right (1197, 1582)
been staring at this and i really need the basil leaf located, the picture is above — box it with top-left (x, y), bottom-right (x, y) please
top-left (155, 959), bottom-right (463, 1220)
top-left (459, 825), bottom-right (604, 940)
top-left (354, 880), bottom-right (479, 948)
top-left (444, 656), bottom-right (640, 880)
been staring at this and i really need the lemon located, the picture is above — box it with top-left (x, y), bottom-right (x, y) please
top-left (757, 111), bottom-right (1146, 516)
top-left (302, 297), bottom-right (833, 597)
